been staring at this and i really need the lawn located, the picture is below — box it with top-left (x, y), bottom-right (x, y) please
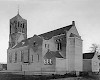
top-left (0, 72), bottom-right (98, 80)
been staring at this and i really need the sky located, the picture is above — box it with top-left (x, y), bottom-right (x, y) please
top-left (0, 0), bottom-right (100, 63)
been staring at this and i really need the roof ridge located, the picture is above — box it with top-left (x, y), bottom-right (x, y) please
top-left (39, 24), bottom-right (72, 39)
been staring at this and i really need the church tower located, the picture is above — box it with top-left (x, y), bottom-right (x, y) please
top-left (9, 12), bottom-right (27, 48)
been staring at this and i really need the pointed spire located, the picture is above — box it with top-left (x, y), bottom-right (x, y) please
top-left (17, 5), bottom-right (19, 15)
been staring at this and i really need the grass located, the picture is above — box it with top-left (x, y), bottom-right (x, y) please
top-left (0, 72), bottom-right (98, 80)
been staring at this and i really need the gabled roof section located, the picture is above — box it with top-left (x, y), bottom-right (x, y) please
top-left (12, 38), bottom-right (31, 49)
top-left (53, 51), bottom-right (64, 58)
top-left (10, 13), bottom-right (26, 21)
top-left (12, 35), bottom-right (42, 49)
top-left (44, 50), bottom-right (54, 59)
top-left (83, 52), bottom-right (95, 59)
top-left (44, 50), bottom-right (64, 59)
top-left (39, 25), bottom-right (72, 39)
top-left (29, 35), bottom-right (43, 52)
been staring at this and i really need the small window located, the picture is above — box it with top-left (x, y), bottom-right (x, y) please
top-left (18, 22), bottom-right (19, 27)
top-left (45, 44), bottom-right (49, 48)
top-left (23, 23), bottom-right (24, 28)
top-left (9, 53), bottom-right (12, 63)
top-left (37, 54), bottom-right (39, 62)
top-left (15, 52), bottom-right (17, 63)
top-left (48, 44), bottom-right (49, 48)
top-left (21, 51), bottom-right (23, 62)
top-left (45, 44), bottom-right (47, 48)
top-left (57, 43), bottom-right (62, 50)
top-left (44, 59), bottom-right (52, 65)
top-left (20, 24), bottom-right (22, 28)
top-left (33, 41), bottom-right (37, 47)
top-left (44, 59), bottom-right (47, 64)
top-left (56, 39), bottom-right (62, 50)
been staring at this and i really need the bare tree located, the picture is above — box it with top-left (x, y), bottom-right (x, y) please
top-left (90, 44), bottom-right (100, 53)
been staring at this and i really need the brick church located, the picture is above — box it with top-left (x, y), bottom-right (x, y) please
top-left (7, 12), bottom-right (83, 74)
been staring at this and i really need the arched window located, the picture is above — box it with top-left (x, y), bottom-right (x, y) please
top-left (18, 22), bottom-right (19, 27)
top-left (9, 53), bottom-right (12, 63)
top-left (45, 44), bottom-right (49, 49)
top-left (20, 23), bottom-right (22, 28)
top-left (33, 41), bottom-right (36, 47)
top-left (44, 59), bottom-right (52, 65)
top-left (15, 52), bottom-right (17, 63)
top-left (21, 51), bottom-right (23, 62)
top-left (45, 44), bottom-right (47, 48)
top-left (56, 39), bottom-right (62, 50)
top-left (23, 23), bottom-right (24, 28)
top-left (37, 54), bottom-right (39, 62)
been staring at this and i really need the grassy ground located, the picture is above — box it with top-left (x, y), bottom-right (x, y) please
top-left (0, 72), bottom-right (99, 80)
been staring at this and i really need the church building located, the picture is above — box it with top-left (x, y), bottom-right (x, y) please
top-left (7, 13), bottom-right (83, 74)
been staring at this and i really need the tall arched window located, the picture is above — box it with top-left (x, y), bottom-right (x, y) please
top-left (18, 22), bottom-right (19, 27)
top-left (56, 39), bottom-right (62, 50)
top-left (37, 54), bottom-right (39, 62)
top-left (21, 51), bottom-right (23, 62)
top-left (23, 23), bottom-right (24, 28)
top-left (15, 52), bottom-right (17, 63)
top-left (9, 53), bottom-right (12, 63)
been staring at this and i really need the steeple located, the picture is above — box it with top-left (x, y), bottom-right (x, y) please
top-left (9, 9), bottom-right (27, 48)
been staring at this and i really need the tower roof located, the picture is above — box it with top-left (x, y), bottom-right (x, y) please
top-left (10, 13), bottom-right (26, 21)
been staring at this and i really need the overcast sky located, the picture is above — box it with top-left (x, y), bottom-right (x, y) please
top-left (0, 0), bottom-right (100, 63)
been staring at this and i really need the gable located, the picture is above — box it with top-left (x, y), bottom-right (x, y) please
top-left (92, 52), bottom-right (100, 61)
top-left (29, 35), bottom-right (43, 52)
top-left (44, 50), bottom-right (64, 59)
top-left (29, 35), bottom-right (43, 46)
top-left (67, 25), bottom-right (80, 38)
top-left (12, 35), bottom-right (42, 49)
top-left (12, 38), bottom-right (30, 49)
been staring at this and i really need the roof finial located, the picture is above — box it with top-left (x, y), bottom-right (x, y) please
top-left (72, 21), bottom-right (75, 26)
top-left (18, 5), bottom-right (19, 14)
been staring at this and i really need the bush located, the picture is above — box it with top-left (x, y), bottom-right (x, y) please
top-left (79, 72), bottom-right (89, 77)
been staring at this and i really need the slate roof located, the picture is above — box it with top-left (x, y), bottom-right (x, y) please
top-left (10, 13), bottom-right (26, 21)
top-left (12, 38), bottom-right (31, 49)
top-left (44, 50), bottom-right (63, 59)
top-left (12, 35), bottom-right (42, 49)
top-left (11, 23), bottom-right (73, 49)
top-left (83, 52), bottom-right (95, 59)
top-left (39, 25), bottom-right (72, 39)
